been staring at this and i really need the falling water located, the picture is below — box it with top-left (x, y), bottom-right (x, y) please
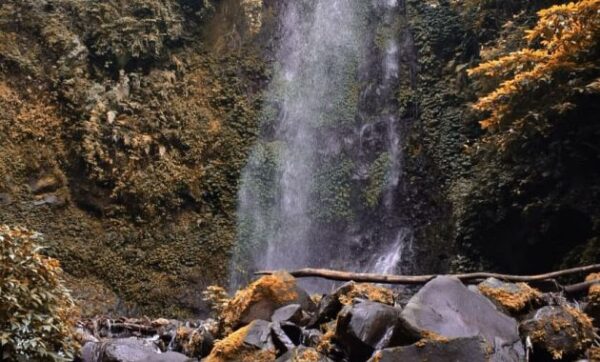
top-left (231, 0), bottom-right (414, 289)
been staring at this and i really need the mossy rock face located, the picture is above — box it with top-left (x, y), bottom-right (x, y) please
top-left (0, 0), bottom-right (269, 317)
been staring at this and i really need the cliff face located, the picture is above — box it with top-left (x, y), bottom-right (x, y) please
top-left (0, 0), bottom-right (271, 317)
top-left (404, 0), bottom-right (600, 275)
top-left (1, 0), bottom-right (597, 317)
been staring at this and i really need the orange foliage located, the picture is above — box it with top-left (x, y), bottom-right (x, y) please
top-left (468, 0), bottom-right (600, 145)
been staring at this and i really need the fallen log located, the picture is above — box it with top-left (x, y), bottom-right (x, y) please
top-left (564, 279), bottom-right (600, 295)
top-left (255, 264), bottom-right (600, 285)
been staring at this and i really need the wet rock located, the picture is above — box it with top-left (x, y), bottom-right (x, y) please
top-left (478, 277), bottom-right (541, 314)
top-left (81, 342), bottom-right (103, 362)
top-left (401, 276), bottom-right (524, 361)
top-left (243, 320), bottom-right (275, 350)
top-left (80, 337), bottom-right (193, 362)
top-left (145, 352), bottom-right (196, 362)
top-left (301, 328), bottom-right (324, 348)
top-left (276, 346), bottom-right (333, 362)
top-left (272, 304), bottom-right (304, 325)
top-left (336, 301), bottom-right (421, 361)
top-left (368, 336), bottom-right (491, 362)
top-left (222, 273), bottom-right (316, 329)
top-left (520, 306), bottom-right (594, 360)
top-left (172, 325), bottom-right (214, 358)
top-left (308, 293), bottom-right (343, 327)
top-left (271, 322), bottom-right (296, 353)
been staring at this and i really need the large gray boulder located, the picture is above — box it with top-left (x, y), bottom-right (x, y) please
top-left (336, 301), bottom-right (421, 361)
top-left (81, 337), bottom-right (196, 362)
top-left (401, 276), bottom-right (524, 361)
top-left (367, 336), bottom-right (491, 362)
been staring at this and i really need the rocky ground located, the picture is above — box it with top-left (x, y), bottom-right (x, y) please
top-left (75, 273), bottom-right (600, 362)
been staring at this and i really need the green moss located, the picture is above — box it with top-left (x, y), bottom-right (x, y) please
top-left (312, 158), bottom-right (355, 223)
top-left (365, 153), bottom-right (391, 209)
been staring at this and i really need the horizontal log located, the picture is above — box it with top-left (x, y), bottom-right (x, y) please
top-left (564, 279), bottom-right (600, 294)
top-left (255, 264), bottom-right (600, 285)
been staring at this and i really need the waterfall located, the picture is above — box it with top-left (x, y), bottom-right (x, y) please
top-left (231, 0), bottom-right (414, 290)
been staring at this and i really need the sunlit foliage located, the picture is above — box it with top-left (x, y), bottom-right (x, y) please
top-left (468, 0), bottom-right (600, 148)
top-left (0, 226), bottom-right (78, 361)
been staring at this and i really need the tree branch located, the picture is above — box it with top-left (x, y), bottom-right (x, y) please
top-left (255, 264), bottom-right (600, 285)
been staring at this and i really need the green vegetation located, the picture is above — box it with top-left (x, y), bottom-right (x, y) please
top-left (365, 153), bottom-right (391, 209)
top-left (0, 226), bottom-right (78, 361)
top-left (0, 0), bottom-right (267, 317)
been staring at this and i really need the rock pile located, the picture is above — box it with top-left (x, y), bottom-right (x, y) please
top-left (77, 273), bottom-right (598, 361)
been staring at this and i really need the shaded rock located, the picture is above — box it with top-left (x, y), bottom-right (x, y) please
top-left (478, 277), bottom-right (541, 313)
top-left (308, 293), bottom-right (343, 327)
top-left (368, 336), bottom-right (491, 362)
top-left (401, 276), bottom-right (524, 361)
top-left (81, 337), bottom-right (196, 361)
top-left (276, 346), bottom-right (333, 362)
top-left (81, 341), bottom-right (103, 362)
top-left (279, 322), bottom-right (303, 346)
top-left (243, 320), bottom-right (275, 350)
top-left (271, 322), bottom-right (296, 353)
top-left (103, 337), bottom-right (161, 361)
top-left (520, 306), bottom-right (594, 360)
top-left (222, 273), bottom-right (316, 330)
top-left (172, 325), bottom-right (214, 358)
top-left (336, 301), bottom-right (421, 361)
top-left (301, 329), bottom-right (324, 348)
top-left (145, 352), bottom-right (196, 362)
top-left (272, 304), bottom-right (304, 325)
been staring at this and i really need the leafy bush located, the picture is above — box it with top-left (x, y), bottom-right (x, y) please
top-left (0, 226), bottom-right (78, 361)
top-left (468, 0), bottom-right (600, 149)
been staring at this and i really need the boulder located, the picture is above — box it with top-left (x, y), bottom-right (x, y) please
top-left (520, 306), bottom-right (594, 360)
top-left (171, 325), bottom-right (214, 358)
top-left (222, 273), bottom-right (316, 329)
top-left (272, 304), bottom-right (305, 325)
top-left (81, 337), bottom-right (195, 362)
top-left (336, 301), bottom-right (421, 361)
top-left (308, 293), bottom-right (342, 327)
top-left (307, 282), bottom-right (394, 327)
top-left (243, 319), bottom-right (275, 350)
top-left (276, 346), bottom-right (333, 362)
top-left (100, 337), bottom-right (160, 362)
top-left (477, 277), bottom-right (541, 313)
top-left (367, 336), bottom-right (491, 362)
top-left (145, 352), bottom-right (196, 362)
top-left (401, 276), bottom-right (524, 361)
top-left (301, 328), bottom-right (324, 348)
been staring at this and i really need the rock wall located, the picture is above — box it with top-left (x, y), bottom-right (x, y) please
top-left (0, 0), bottom-right (271, 317)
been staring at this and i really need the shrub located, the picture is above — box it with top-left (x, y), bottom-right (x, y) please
top-left (0, 226), bottom-right (78, 361)
top-left (468, 0), bottom-right (600, 149)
